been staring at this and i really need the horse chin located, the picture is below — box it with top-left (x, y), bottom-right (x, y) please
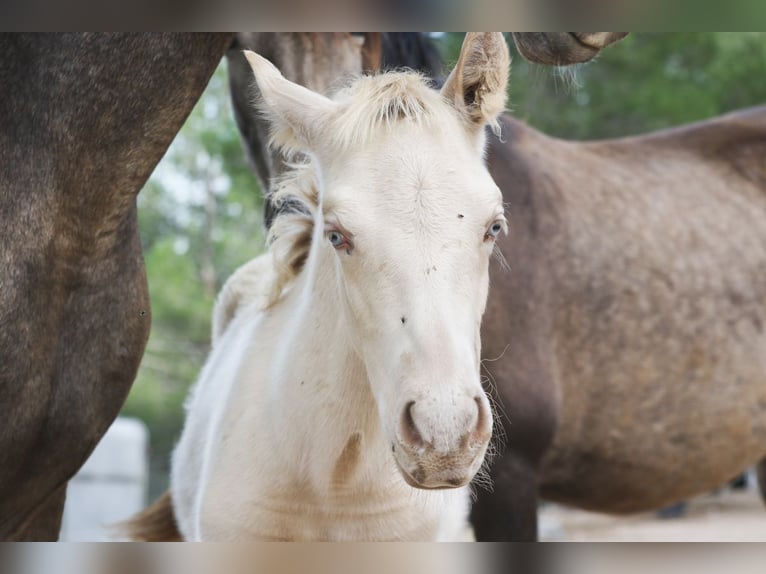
top-left (392, 452), bottom-right (476, 490)
top-left (513, 32), bottom-right (599, 66)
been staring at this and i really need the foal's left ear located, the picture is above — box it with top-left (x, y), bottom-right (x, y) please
top-left (243, 50), bottom-right (338, 153)
top-left (441, 33), bottom-right (510, 134)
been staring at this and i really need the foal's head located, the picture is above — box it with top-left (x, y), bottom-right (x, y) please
top-left (245, 32), bottom-right (509, 489)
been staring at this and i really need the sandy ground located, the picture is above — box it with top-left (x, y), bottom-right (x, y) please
top-left (538, 486), bottom-right (766, 541)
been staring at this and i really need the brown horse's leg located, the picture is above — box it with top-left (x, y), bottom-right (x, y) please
top-left (11, 485), bottom-right (67, 541)
top-left (757, 459), bottom-right (766, 507)
top-left (470, 454), bottom-right (540, 541)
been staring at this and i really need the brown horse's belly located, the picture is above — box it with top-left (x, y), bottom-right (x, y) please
top-left (539, 318), bottom-right (766, 514)
top-left (534, 159), bottom-right (766, 513)
top-left (540, 418), bottom-right (766, 514)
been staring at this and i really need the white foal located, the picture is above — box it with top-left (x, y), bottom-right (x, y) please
top-left (171, 32), bottom-right (510, 541)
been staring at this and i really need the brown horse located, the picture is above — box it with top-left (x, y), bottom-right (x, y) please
top-left (0, 32), bottom-right (624, 541)
top-left (474, 107), bottom-right (766, 539)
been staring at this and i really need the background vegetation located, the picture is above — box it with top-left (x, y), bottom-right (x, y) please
top-left (119, 33), bottom-right (766, 500)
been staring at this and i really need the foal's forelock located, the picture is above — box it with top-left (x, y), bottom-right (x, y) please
top-left (329, 73), bottom-right (440, 150)
top-left (265, 72), bottom-right (446, 160)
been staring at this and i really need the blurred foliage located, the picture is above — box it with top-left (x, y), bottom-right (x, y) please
top-left (121, 33), bottom-right (766, 501)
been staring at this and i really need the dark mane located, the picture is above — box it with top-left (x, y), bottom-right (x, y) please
top-left (379, 33), bottom-right (444, 86)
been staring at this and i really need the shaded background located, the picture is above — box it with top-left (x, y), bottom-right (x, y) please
top-left (118, 32), bottom-right (766, 502)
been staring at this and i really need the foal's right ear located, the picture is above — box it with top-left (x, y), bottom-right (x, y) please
top-left (441, 33), bottom-right (510, 135)
top-left (243, 51), bottom-right (338, 153)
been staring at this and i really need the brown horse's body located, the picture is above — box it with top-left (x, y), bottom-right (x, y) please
top-left (470, 107), bottom-right (766, 538)
top-left (0, 33), bottom-right (233, 540)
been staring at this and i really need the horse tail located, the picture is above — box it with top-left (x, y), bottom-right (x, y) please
top-left (117, 490), bottom-right (183, 541)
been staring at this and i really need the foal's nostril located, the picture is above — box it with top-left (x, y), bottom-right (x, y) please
top-left (472, 395), bottom-right (492, 442)
top-left (400, 395), bottom-right (491, 455)
top-left (401, 401), bottom-right (425, 449)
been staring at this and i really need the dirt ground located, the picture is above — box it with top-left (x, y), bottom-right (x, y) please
top-left (538, 486), bottom-right (766, 541)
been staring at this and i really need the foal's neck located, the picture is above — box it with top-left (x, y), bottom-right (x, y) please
top-left (268, 242), bottom-right (387, 497)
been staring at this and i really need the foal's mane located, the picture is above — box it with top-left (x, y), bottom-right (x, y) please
top-left (264, 71), bottom-right (446, 304)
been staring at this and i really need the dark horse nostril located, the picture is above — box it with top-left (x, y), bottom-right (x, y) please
top-left (401, 401), bottom-right (425, 449)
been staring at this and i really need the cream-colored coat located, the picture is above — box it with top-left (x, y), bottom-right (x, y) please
top-left (170, 33), bottom-right (510, 541)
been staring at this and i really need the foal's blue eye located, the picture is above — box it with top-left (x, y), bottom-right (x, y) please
top-left (328, 231), bottom-right (343, 246)
top-left (327, 230), bottom-right (346, 248)
top-left (486, 221), bottom-right (504, 240)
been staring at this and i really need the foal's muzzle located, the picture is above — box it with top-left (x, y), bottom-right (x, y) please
top-left (392, 393), bottom-right (492, 489)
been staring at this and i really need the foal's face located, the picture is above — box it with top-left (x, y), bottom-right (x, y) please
top-left (322, 123), bottom-right (504, 488)
top-left (246, 32), bottom-right (510, 489)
